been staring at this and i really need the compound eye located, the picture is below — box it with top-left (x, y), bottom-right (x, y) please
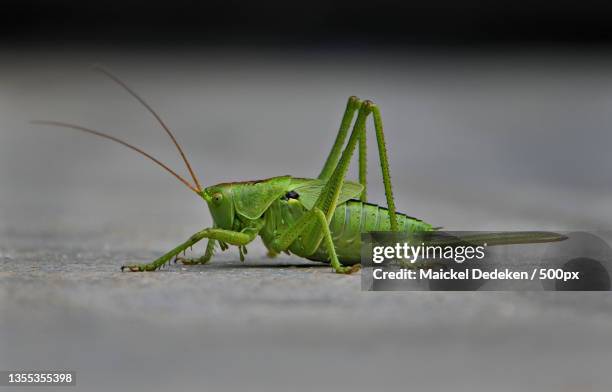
top-left (212, 192), bottom-right (223, 204)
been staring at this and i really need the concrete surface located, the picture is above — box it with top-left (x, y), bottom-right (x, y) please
top-left (1, 50), bottom-right (612, 391)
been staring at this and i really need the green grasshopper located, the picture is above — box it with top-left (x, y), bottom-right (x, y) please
top-left (34, 68), bottom-right (565, 274)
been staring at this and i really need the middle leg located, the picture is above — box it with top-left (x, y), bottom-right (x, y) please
top-left (269, 207), bottom-right (360, 274)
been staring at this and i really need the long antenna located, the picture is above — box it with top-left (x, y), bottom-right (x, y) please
top-left (92, 65), bottom-right (203, 191)
top-left (32, 120), bottom-right (200, 193)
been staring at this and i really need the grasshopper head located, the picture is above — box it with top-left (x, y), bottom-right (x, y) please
top-left (200, 185), bottom-right (235, 230)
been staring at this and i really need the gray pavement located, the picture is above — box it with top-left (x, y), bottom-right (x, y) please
top-left (1, 50), bottom-right (612, 391)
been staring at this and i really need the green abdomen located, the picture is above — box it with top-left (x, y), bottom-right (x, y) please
top-left (260, 199), bottom-right (433, 265)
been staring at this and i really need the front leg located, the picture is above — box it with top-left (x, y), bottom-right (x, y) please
top-left (176, 239), bottom-right (216, 265)
top-left (122, 228), bottom-right (258, 272)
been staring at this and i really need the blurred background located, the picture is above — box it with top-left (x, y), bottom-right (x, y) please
top-left (5, 0), bottom-right (612, 47)
top-left (2, 1), bottom-right (612, 391)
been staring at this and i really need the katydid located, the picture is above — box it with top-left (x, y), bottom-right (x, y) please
top-left (33, 68), bottom-right (566, 274)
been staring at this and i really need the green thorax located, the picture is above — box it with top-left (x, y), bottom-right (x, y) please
top-left (201, 175), bottom-right (293, 230)
top-left (201, 175), bottom-right (433, 265)
top-left (200, 175), bottom-right (365, 230)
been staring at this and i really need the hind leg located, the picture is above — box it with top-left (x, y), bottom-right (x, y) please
top-left (318, 97), bottom-right (399, 230)
top-left (270, 102), bottom-right (385, 273)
